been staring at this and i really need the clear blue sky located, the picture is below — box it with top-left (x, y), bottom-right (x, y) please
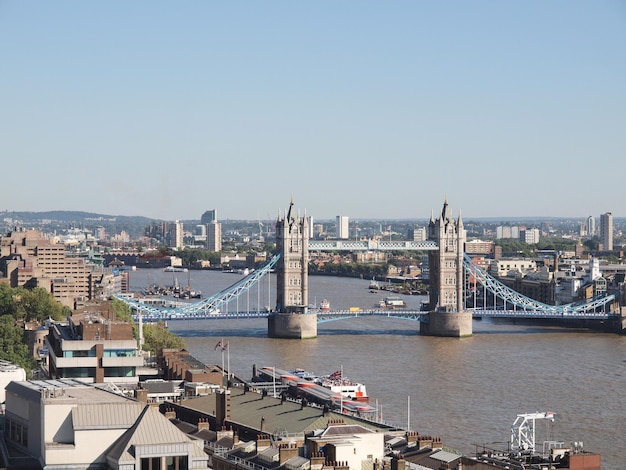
top-left (1, 2), bottom-right (625, 221)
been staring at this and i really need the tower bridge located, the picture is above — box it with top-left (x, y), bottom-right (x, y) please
top-left (117, 198), bottom-right (626, 337)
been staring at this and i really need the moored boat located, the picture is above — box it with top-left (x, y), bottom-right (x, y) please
top-left (258, 366), bottom-right (369, 402)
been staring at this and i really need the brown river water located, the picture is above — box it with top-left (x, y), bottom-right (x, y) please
top-left (130, 269), bottom-right (626, 469)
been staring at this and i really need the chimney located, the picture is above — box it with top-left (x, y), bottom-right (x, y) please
top-left (279, 443), bottom-right (299, 464)
top-left (197, 418), bottom-right (210, 432)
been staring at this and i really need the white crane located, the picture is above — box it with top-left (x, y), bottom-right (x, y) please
top-left (511, 411), bottom-right (555, 453)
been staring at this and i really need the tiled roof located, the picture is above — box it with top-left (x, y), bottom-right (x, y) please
top-left (107, 405), bottom-right (207, 465)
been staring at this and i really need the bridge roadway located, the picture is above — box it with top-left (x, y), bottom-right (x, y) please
top-left (133, 309), bottom-right (428, 323)
top-left (134, 307), bottom-right (615, 323)
top-left (308, 239), bottom-right (438, 251)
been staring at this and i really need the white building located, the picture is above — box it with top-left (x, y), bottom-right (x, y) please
top-left (0, 360), bottom-right (26, 404)
top-left (490, 259), bottom-right (537, 277)
top-left (336, 216), bottom-right (349, 239)
top-left (3, 379), bottom-right (208, 469)
top-left (207, 221), bottom-right (222, 252)
top-left (306, 423), bottom-right (385, 470)
top-left (520, 228), bottom-right (540, 244)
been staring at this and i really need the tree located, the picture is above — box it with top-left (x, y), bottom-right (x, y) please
top-left (142, 322), bottom-right (186, 354)
top-left (110, 298), bottom-right (138, 339)
top-left (20, 287), bottom-right (67, 322)
top-left (0, 316), bottom-right (37, 375)
top-left (0, 285), bottom-right (67, 322)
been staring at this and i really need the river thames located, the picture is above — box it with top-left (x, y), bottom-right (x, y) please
top-left (129, 268), bottom-right (626, 469)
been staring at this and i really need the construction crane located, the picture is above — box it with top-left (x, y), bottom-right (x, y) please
top-left (510, 411), bottom-right (555, 454)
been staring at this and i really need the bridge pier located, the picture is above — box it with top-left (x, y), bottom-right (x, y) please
top-left (268, 312), bottom-right (318, 339)
top-left (421, 311), bottom-right (473, 338)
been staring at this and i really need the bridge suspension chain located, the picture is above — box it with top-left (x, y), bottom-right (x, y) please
top-left (116, 253), bottom-right (281, 320)
top-left (462, 254), bottom-right (615, 316)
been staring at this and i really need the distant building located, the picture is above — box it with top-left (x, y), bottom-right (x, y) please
top-left (490, 258), bottom-right (537, 277)
top-left (408, 227), bottom-right (427, 242)
top-left (201, 209), bottom-right (217, 225)
top-left (585, 215), bottom-right (595, 237)
top-left (169, 220), bottom-right (184, 249)
top-left (207, 220), bottom-right (222, 252)
top-left (336, 216), bottom-right (349, 239)
top-left (496, 225), bottom-right (519, 239)
top-left (600, 212), bottom-right (613, 251)
top-left (520, 228), bottom-right (540, 244)
top-left (465, 239), bottom-right (493, 255)
top-left (0, 229), bottom-right (122, 308)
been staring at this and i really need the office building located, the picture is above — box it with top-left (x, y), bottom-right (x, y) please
top-left (336, 216), bottom-right (349, 239)
top-left (600, 212), bottom-right (613, 251)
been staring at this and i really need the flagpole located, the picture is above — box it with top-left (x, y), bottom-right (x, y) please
top-left (227, 342), bottom-right (230, 380)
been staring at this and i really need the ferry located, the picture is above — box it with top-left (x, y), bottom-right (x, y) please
top-left (319, 299), bottom-right (330, 311)
top-left (163, 266), bottom-right (188, 273)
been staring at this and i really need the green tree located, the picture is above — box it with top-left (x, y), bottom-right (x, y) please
top-left (142, 322), bottom-right (186, 354)
top-left (0, 285), bottom-right (67, 322)
top-left (0, 316), bottom-right (37, 375)
top-left (20, 287), bottom-right (67, 322)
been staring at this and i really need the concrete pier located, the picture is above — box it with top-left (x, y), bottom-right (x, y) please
top-left (421, 311), bottom-right (473, 338)
top-left (268, 312), bottom-right (318, 339)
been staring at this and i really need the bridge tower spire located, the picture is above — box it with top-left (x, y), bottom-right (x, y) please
top-left (422, 199), bottom-right (472, 337)
top-left (268, 197), bottom-right (317, 338)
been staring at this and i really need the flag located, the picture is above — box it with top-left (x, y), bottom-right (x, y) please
top-left (214, 340), bottom-right (222, 351)
top-left (331, 370), bottom-right (341, 379)
top-left (222, 342), bottom-right (229, 351)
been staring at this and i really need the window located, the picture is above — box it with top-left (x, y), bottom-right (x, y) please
top-left (141, 457), bottom-right (161, 470)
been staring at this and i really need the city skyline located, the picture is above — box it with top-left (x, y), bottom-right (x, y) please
top-left (1, 2), bottom-right (625, 220)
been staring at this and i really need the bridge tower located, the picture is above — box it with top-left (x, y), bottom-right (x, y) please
top-left (421, 199), bottom-right (473, 337)
top-left (268, 198), bottom-right (318, 338)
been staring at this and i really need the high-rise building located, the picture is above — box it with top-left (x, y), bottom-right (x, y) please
top-left (336, 216), bottom-right (349, 239)
top-left (169, 220), bottom-right (184, 249)
top-left (201, 209), bottom-right (217, 225)
top-left (600, 212), bottom-right (613, 251)
top-left (585, 216), bottom-right (595, 237)
top-left (207, 220), bottom-right (222, 252)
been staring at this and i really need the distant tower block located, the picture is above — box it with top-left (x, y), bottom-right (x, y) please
top-left (421, 199), bottom-right (472, 337)
top-left (269, 197), bottom-right (317, 339)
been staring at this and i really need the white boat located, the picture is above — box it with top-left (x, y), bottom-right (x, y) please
top-left (319, 299), bottom-right (330, 311)
top-left (368, 277), bottom-right (380, 290)
top-left (164, 266), bottom-right (188, 273)
top-left (315, 370), bottom-right (369, 402)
